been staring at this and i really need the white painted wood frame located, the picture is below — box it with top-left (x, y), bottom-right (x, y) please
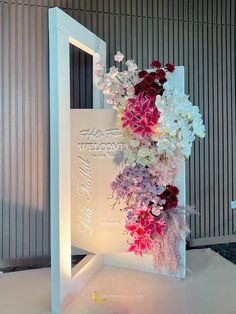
top-left (49, 7), bottom-right (106, 313)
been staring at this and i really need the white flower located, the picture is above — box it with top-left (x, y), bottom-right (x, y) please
top-left (155, 86), bottom-right (205, 158)
top-left (124, 150), bottom-right (136, 165)
top-left (108, 66), bottom-right (119, 78)
top-left (114, 51), bottom-right (124, 62)
top-left (126, 60), bottom-right (138, 72)
top-left (95, 70), bottom-right (103, 77)
top-left (130, 140), bottom-right (140, 148)
top-left (95, 62), bottom-right (104, 70)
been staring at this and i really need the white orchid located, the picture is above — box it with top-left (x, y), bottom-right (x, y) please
top-left (155, 86), bottom-right (205, 158)
top-left (126, 60), bottom-right (138, 72)
top-left (114, 51), bottom-right (124, 62)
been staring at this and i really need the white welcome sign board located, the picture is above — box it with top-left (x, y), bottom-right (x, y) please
top-left (71, 109), bottom-right (127, 254)
top-left (49, 7), bottom-right (186, 314)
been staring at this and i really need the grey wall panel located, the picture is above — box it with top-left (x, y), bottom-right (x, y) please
top-left (0, 0), bottom-right (235, 262)
top-left (0, 1), bottom-right (51, 260)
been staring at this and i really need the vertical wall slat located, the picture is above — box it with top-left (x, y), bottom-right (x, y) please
top-left (9, 3), bottom-right (17, 259)
top-left (22, 3), bottom-right (30, 257)
top-left (29, 4), bottom-right (37, 257)
top-left (16, 3), bottom-right (24, 258)
top-left (2, 2), bottom-right (10, 259)
top-left (42, 6), bottom-right (50, 256)
top-left (0, 2), bottom-right (3, 260)
top-left (36, 5), bottom-right (43, 256)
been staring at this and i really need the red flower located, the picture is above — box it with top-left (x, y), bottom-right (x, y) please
top-left (159, 77), bottom-right (167, 84)
top-left (134, 82), bottom-right (147, 94)
top-left (151, 82), bottom-right (160, 89)
top-left (160, 184), bottom-right (179, 210)
top-left (165, 63), bottom-right (175, 73)
top-left (150, 60), bottom-right (162, 68)
top-left (146, 83), bottom-right (164, 98)
top-left (166, 185), bottom-right (179, 196)
top-left (143, 74), bottom-right (155, 86)
top-left (158, 88), bottom-right (164, 96)
top-left (149, 71), bottom-right (157, 78)
top-left (156, 68), bottom-right (166, 79)
top-left (146, 85), bottom-right (158, 98)
top-left (138, 70), bottom-right (148, 78)
top-left (164, 195), bottom-right (178, 210)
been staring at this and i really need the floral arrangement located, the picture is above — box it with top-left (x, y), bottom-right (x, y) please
top-left (96, 51), bottom-right (205, 274)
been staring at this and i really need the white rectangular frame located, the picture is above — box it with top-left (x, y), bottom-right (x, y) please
top-left (49, 7), bottom-right (106, 313)
top-left (49, 7), bottom-right (186, 313)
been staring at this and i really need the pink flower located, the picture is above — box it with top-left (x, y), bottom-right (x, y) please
top-left (126, 223), bottom-right (145, 236)
top-left (134, 209), bottom-right (153, 226)
top-left (132, 119), bottom-right (154, 137)
top-left (108, 66), bottom-right (118, 78)
top-left (144, 218), bottom-right (166, 237)
top-left (95, 70), bottom-right (103, 77)
top-left (127, 234), bottom-right (155, 255)
top-left (130, 209), bottom-right (166, 238)
top-left (95, 62), bottom-right (104, 70)
top-left (121, 108), bottom-right (139, 128)
top-left (114, 51), bottom-right (124, 62)
top-left (121, 92), bottom-right (160, 137)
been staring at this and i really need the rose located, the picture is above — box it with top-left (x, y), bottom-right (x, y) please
top-left (134, 82), bottom-right (147, 94)
top-left (156, 68), bottom-right (166, 79)
top-left (165, 63), bottom-right (175, 73)
top-left (150, 60), bottom-right (162, 68)
top-left (143, 74), bottom-right (155, 86)
top-left (138, 70), bottom-right (148, 78)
